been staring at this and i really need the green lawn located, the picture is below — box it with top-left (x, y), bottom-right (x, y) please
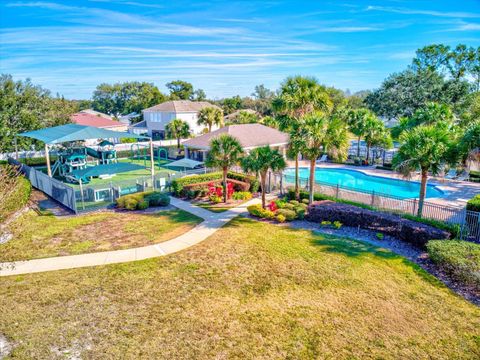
top-left (1, 217), bottom-right (479, 359)
top-left (0, 209), bottom-right (202, 262)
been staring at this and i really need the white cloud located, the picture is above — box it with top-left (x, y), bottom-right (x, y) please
top-left (366, 5), bottom-right (480, 18)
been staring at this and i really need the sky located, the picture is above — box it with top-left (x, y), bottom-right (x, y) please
top-left (1, 0), bottom-right (479, 100)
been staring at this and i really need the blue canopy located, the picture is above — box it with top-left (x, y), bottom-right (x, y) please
top-left (19, 124), bottom-right (149, 144)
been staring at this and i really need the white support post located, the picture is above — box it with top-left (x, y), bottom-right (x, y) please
top-left (45, 143), bottom-right (52, 177)
top-left (149, 139), bottom-right (155, 189)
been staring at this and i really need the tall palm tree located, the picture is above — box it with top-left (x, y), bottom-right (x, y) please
top-left (363, 117), bottom-right (392, 163)
top-left (198, 107), bottom-right (224, 132)
top-left (346, 108), bottom-right (375, 158)
top-left (299, 113), bottom-right (349, 204)
top-left (393, 125), bottom-right (453, 216)
top-left (206, 134), bottom-right (243, 203)
top-left (459, 120), bottom-right (480, 166)
top-left (242, 146), bottom-right (286, 208)
top-left (165, 118), bottom-right (190, 151)
top-left (273, 76), bottom-right (332, 200)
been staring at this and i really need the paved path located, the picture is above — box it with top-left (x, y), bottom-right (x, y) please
top-left (0, 197), bottom-right (260, 277)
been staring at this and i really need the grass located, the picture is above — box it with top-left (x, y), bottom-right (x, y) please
top-left (0, 209), bottom-right (202, 262)
top-left (193, 199), bottom-right (251, 213)
top-left (0, 218), bottom-right (479, 359)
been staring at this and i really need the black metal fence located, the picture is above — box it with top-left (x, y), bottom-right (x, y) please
top-left (279, 173), bottom-right (480, 241)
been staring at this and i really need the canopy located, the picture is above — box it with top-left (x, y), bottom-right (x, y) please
top-left (18, 124), bottom-right (149, 144)
top-left (166, 158), bottom-right (204, 169)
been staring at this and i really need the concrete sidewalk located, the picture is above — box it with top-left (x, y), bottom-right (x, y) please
top-left (0, 196), bottom-right (259, 277)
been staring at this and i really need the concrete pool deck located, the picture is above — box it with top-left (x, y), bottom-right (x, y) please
top-left (290, 161), bottom-right (480, 208)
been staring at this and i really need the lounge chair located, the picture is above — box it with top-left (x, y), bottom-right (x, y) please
top-left (316, 154), bottom-right (328, 163)
top-left (444, 169), bottom-right (458, 179)
top-left (456, 171), bottom-right (469, 181)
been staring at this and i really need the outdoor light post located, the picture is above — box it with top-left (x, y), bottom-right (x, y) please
top-left (149, 138), bottom-right (155, 189)
top-left (45, 143), bottom-right (52, 177)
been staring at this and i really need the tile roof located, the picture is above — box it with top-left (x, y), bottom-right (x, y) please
top-left (183, 124), bottom-right (289, 150)
top-left (142, 100), bottom-right (221, 113)
top-left (71, 113), bottom-right (125, 128)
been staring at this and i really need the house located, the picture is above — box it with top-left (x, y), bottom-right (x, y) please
top-left (71, 112), bottom-right (128, 144)
top-left (79, 109), bottom-right (114, 120)
top-left (128, 120), bottom-right (148, 136)
top-left (119, 112), bottom-right (141, 125)
top-left (142, 100), bottom-right (222, 140)
top-left (182, 123), bottom-right (289, 162)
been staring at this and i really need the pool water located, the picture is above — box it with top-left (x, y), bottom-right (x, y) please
top-left (284, 167), bottom-right (445, 199)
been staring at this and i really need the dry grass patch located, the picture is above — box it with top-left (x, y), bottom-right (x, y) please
top-left (0, 209), bottom-right (202, 261)
top-left (0, 218), bottom-right (479, 359)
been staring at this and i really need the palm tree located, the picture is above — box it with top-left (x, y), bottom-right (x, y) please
top-left (242, 146), bottom-right (286, 208)
top-left (393, 125), bottom-right (453, 216)
top-left (459, 120), bottom-right (480, 166)
top-left (346, 108), bottom-right (375, 158)
top-left (299, 113), bottom-right (349, 204)
top-left (198, 107), bottom-right (224, 132)
top-left (363, 117), bottom-right (392, 163)
top-left (165, 118), bottom-right (190, 151)
top-left (273, 76), bottom-right (332, 199)
top-left (206, 134), bottom-right (243, 203)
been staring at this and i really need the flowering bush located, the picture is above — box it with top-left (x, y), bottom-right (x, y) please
top-left (207, 181), bottom-right (234, 200)
top-left (268, 201), bottom-right (278, 212)
top-left (232, 191), bottom-right (252, 200)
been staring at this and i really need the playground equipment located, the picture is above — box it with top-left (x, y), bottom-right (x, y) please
top-left (86, 140), bottom-right (117, 165)
top-left (51, 146), bottom-right (87, 177)
top-left (130, 143), bottom-right (168, 167)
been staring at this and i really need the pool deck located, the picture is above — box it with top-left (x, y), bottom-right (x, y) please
top-left (291, 161), bottom-right (480, 208)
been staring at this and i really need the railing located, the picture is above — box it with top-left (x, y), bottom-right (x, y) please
top-left (8, 157), bottom-right (77, 213)
top-left (279, 173), bottom-right (480, 242)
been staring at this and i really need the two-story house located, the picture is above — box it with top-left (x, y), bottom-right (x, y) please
top-left (141, 100), bottom-right (221, 140)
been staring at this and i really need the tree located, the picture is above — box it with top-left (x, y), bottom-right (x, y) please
top-left (0, 75), bottom-right (77, 152)
top-left (346, 108), bottom-right (374, 158)
top-left (236, 110), bottom-right (258, 124)
top-left (299, 113), bottom-right (348, 203)
top-left (206, 134), bottom-right (244, 203)
top-left (92, 81), bottom-right (165, 116)
top-left (165, 119), bottom-right (190, 151)
top-left (458, 120), bottom-right (480, 165)
top-left (221, 96), bottom-right (243, 114)
top-left (192, 89), bottom-right (207, 101)
top-left (197, 107), bottom-right (223, 132)
top-left (252, 84), bottom-right (274, 100)
top-left (242, 146), bottom-right (286, 208)
top-left (393, 125), bottom-right (454, 216)
top-left (273, 75), bottom-right (332, 200)
top-left (166, 80), bottom-right (194, 100)
top-left (363, 116), bottom-right (392, 162)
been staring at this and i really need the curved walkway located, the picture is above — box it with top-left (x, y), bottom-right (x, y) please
top-left (0, 197), bottom-right (259, 277)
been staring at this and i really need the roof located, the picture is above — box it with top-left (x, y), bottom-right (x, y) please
top-left (79, 109), bottom-right (113, 120)
top-left (166, 158), bottom-right (204, 169)
top-left (18, 124), bottom-right (149, 144)
top-left (129, 120), bottom-right (147, 128)
top-left (143, 100), bottom-right (221, 113)
top-left (71, 113), bottom-right (125, 128)
top-left (182, 124), bottom-right (289, 150)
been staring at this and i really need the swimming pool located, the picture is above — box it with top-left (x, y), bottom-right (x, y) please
top-left (283, 167), bottom-right (445, 199)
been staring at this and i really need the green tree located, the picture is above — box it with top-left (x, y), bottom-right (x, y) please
top-left (197, 107), bottom-right (223, 132)
top-left (165, 119), bottom-right (190, 151)
top-left (251, 84), bottom-right (274, 100)
top-left (242, 146), bottom-right (286, 208)
top-left (273, 75), bottom-right (332, 199)
top-left (166, 80), bottom-right (194, 100)
top-left (206, 134), bottom-right (244, 203)
top-left (458, 120), bottom-right (480, 165)
top-left (346, 108), bottom-right (374, 158)
top-left (192, 89), bottom-right (207, 101)
top-left (393, 125), bottom-right (454, 216)
top-left (236, 110), bottom-right (258, 124)
top-left (299, 113), bottom-right (348, 203)
top-left (0, 75), bottom-right (77, 152)
top-left (221, 96), bottom-right (242, 114)
top-left (363, 117), bottom-right (392, 162)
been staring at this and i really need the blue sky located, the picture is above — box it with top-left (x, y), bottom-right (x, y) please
top-left (1, 0), bottom-right (479, 100)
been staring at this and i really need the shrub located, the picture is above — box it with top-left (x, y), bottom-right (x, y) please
top-left (321, 221), bottom-right (332, 226)
top-left (284, 203), bottom-right (296, 210)
top-left (228, 171), bottom-right (260, 192)
top-left (145, 192), bottom-right (170, 207)
top-left (427, 240), bottom-right (480, 289)
top-left (137, 200), bottom-right (149, 210)
top-left (276, 214), bottom-right (286, 223)
top-left (289, 200), bottom-right (299, 206)
top-left (466, 194), bottom-right (480, 212)
top-left (124, 197), bottom-right (138, 210)
top-left (306, 201), bottom-right (451, 248)
top-left (376, 232), bottom-right (384, 240)
top-left (232, 191), bottom-right (252, 200)
top-left (301, 198), bottom-right (309, 205)
top-left (333, 221), bottom-right (342, 229)
top-left (171, 172), bottom-right (223, 196)
top-left (0, 171), bottom-right (31, 222)
top-left (294, 207), bottom-right (306, 220)
top-left (274, 199), bottom-right (287, 208)
top-left (401, 214), bottom-right (460, 238)
top-left (276, 208), bottom-right (297, 221)
top-left (247, 204), bottom-right (275, 219)
top-left (209, 194), bottom-right (222, 204)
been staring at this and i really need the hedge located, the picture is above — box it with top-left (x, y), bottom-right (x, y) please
top-left (427, 240), bottom-right (480, 290)
top-left (116, 191), bottom-right (170, 210)
top-left (288, 188), bottom-right (459, 237)
top-left (306, 201), bottom-right (450, 248)
top-left (171, 171), bottom-right (260, 196)
top-left (466, 194), bottom-right (480, 212)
